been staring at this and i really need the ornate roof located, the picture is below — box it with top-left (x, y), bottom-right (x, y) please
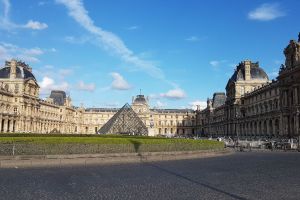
top-left (0, 60), bottom-right (36, 81)
top-left (212, 92), bottom-right (226, 108)
top-left (229, 62), bottom-right (268, 82)
top-left (133, 94), bottom-right (147, 104)
top-left (226, 61), bottom-right (269, 89)
top-left (49, 90), bottom-right (66, 106)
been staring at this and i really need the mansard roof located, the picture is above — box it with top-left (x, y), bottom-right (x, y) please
top-left (229, 62), bottom-right (269, 82)
top-left (212, 92), bottom-right (226, 108)
top-left (133, 94), bottom-right (148, 104)
top-left (0, 60), bottom-right (36, 81)
top-left (49, 90), bottom-right (66, 106)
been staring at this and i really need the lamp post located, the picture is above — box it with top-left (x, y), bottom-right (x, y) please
top-left (235, 110), bottom-right (240, 141)
top-left (297, 108), bottom-right (300, 152)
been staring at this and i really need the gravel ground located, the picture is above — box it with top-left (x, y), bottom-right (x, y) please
top-left (0, 152), bottom-right (300, 200)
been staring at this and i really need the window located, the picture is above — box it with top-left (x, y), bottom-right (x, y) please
top-left (240, 87), bottom-right (245, 95)
top-left (15, 84), bottom-right (19, 93)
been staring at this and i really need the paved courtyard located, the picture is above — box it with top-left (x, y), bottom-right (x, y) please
top-left (0, 152), bottom-right (300, 200)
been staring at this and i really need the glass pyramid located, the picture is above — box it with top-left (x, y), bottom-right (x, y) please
top-left (98, 103), bottom-right (148, 135)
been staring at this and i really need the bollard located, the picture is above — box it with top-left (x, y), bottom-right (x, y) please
top-left (12, 144), bottom-right (15, 156)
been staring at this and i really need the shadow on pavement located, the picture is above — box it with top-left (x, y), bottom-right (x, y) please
top-left (144, 161), bottom-right (247, 200)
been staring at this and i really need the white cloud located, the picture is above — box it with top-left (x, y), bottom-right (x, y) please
top-left (39, 76), bottom-right (69, 94)
top-left (64, 35), bottom-right (91, 44)
top-left (248, 3), bottom-right (285, 21)
top-left (104, 102), bottom-right (119, 107)
top-left (149, 93), bottom-right (160, 100)
top-left (38, 1), bottom-right (46, 6)
top-left (77, 80), bottom-right (95, 92)
top-left (0, 0), bottom-right (48, 30)
top-left (155, 100), bottom-right (166, 108)
top-left (0, 42), bottom-right (44, 63)
top-left (189, 100), bottom-right (207, 110)
top-left (50, 48), bottom-right (57, 52)
top-left (24, 47), bottom-right (44, 56)
top-left (56, 0), bottom-right (164, 80)
top-left (209, 60), bottom-right (220, 67)
top-left (268, 68), bottom-right (279, 80)
top-left (185, 36), bottom-right (199, 42)
top-left (160, 88), bottom-right (186, 100)
top-left (23, 20), bottom-right (48, 30)
top-left (209, 60), bottom-right (228, 67)
top-left (127, 26), bottom-right (138, 30)
top-left (59, 69), bottom-right (73, 76)
top-left (110, 72), bottom-right (132, 90)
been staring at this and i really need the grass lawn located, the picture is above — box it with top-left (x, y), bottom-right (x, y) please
top-left (0, 133), bottom-right (220, 145)
top-left (0, 134), bottom-right (224, 155)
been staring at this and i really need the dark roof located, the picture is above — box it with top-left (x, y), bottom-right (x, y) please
top-left (133, 95), bottom-right (147, 104)
top-left (212, 92), bottom-right (226, 108)
top-left (0, 66), bottom-right (36, 81)
top-left (227, 62), bottom-right (269, 88)
top-left (49, 90), bottom-right (66, 106)
top-left (229, 62), bottom-right (268, 82)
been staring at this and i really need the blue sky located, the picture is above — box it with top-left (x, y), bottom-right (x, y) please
top-left (0, 0), bottom-right (299, 109)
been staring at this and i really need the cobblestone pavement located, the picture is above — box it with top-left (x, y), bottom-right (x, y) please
top-left (0, 152), bottom-right (300, 200)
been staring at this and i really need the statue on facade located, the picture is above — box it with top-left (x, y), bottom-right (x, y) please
top-left (279, 64), bottom-right (285, 73)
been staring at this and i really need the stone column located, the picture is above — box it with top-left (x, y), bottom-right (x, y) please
top-left (0, 117), bottom-right (2, 132)
top-left (266, 119), bottom-right (270, 138)
top-left (3, 119), bottom-right (8, 133)
top-left (7, 119), bottom-right (11, 132)
top-left (14, 120), bottom-right (18, 132)
top-left (9, 119), bottom-right (14, 132)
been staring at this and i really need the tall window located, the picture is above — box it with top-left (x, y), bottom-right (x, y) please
top-left (240, 87), bottom-right (245, 95)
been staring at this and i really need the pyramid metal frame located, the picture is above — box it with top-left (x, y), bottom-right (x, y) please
top-left (98, 103), bottom-right (148, 135)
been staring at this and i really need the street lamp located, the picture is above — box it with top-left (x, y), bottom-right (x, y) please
top-left (297, 108), bottom-right (300, 152)
top-left (235, 110), bottom-right (240, 141)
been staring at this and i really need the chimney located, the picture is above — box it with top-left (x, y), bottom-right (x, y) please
top-left (10, 59), bottom-right (17, 79)
top-left (244, 60), bottom-right (251, 81)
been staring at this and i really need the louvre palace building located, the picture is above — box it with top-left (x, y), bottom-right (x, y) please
top-left (0, 60), bottom-right (195, 135)
top-left (0, 33), bottom-right (299, 138)
top-left (196, 33), bottom-right (300, 139)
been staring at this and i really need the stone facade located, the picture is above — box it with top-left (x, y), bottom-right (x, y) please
top-left (196, 33), bottom-right (300, 139)
top-left (0, 60), bottom-right (195, 136)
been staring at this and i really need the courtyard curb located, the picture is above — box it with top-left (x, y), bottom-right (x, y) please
top-left (0, 149), bottom-right (232, 168)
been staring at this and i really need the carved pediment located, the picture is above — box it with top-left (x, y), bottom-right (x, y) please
top-left (24, 78), bottom-right (39, 87)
